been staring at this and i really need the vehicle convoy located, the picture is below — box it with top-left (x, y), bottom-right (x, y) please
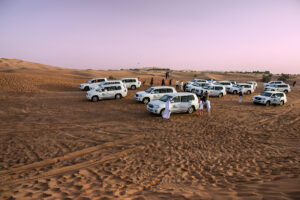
top-left (121, 78), bottom-right (142, 90)
top-left (135, 86), bottom-right (177, 104)
top-left (252, 91), bottom-right (287, 106)
top-left (263, 81), bottom-right (285, 88)
top-left (86, 84), bottom-right (127, 102)
top-left (147, 93), bottom-right (199, 115)
top-left (264, 84), bottom-right (291, 93)
top-left (80, 78), bottom-right (107, 91)
top-left (247, 81), bottom-right (258, 90)
top-left (185, 82), bottom-right (210, 93)
top-left (89, 80), bottom-right (124, 91)
top-left (227, 83), bottom-right (254, 94)
top-left (195, 85), bottom-right (226, 97)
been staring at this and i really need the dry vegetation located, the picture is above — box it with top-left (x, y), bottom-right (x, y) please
top-left (0, 58), bottom-right (299, 200)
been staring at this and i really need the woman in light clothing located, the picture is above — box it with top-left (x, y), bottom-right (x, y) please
top-left (163, 98), bottom-right (171, 119)
top-left (180, 81), bottom-right (184, 90)
top-left (199, 100), bottom-right (204, 116)
top-left (206, 100), bottom-right (211, 115)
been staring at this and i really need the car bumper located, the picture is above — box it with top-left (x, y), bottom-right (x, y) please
top-left (86, 94), bottom-right (92, 100)
top-left (147, 107), bottom-right (160, 114)
top-left (135, 96), bottom-right (143, 101)
top-left (252, 99), bottom-right (266, 104)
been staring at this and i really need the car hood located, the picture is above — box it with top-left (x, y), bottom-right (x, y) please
top-left (136, 91), bottom-right (148, 96)
top-left (148, 100), bottom-right (165, 107)
top-left (253, 95), bottom-right (268, 99)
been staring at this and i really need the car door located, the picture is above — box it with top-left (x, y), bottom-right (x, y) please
top-left (208, 86), bottom-right (215, 96)
top-left (270, 93), bottom-right (280, 104)
top-left (179, 96), bottom-right (191, 112)
top-left (152, 89), bottom-right (161, 100)
top-left (170, 96), bottom-right (181, 113)
top-left (159, 89), bottom-right (167, 99)
top-left (105, 86), bottom-right (115, 99)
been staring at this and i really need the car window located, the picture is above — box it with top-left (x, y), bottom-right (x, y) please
top-left (122, 80), bottom-right (126, 83)
top-left (172, 96), bottom-right (180, 102)
top-left (160, 89), bottom-right (167, 93)
top-left (215, 87), bottom-right (223, 90)
top-left (181, 96), bottom-right (189, 102)
top-left (132, 79), bottom-right (136, 82)
top-left (116, 86), bottom-right (121, 90)
top-left (153, 89), bottom-right (160, 94)
top-left (188, 95), bottom-right (195, 101)
top-left (91, 80), bottom-right (96, 83)
top-left (166, 88), bottom-right (173, 93)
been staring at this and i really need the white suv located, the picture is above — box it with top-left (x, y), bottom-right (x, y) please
top-left (227, 83), bottom-right (254, 94)
top-left (80, 78), bottom-right (107, 91)
top-left (121, 78), bottom-right (142, 90)
top-left (263, 81), bottom-right (285, 88)
top-left (89, 80), bottom-right (124, 90)
top-left (147, 93), bottom-right (199, 116)
top-left (86, 84), bottom-right (127, 102)
top-left (252, 91), bottom-right (287, 106)
top-left (247, 81), bottom-right (258, 90)
top-left (264, 84), bottom-right (291, 93)
top-left (186, 79), bottom-right (208, 86)
top-left (185, 82), bottom-right (210, 93)
top-left (195, 85), bottom-right (226, 97)
top-left (135, 86), bottom-right (177, 104)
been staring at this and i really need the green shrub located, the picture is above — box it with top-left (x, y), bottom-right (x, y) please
top-left (278, 73), bottom-right (290, 82)
top-left (262, 74), bottom-right (272, 82)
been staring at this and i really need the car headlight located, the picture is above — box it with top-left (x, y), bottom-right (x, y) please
top-left (154, 105), bottom-right (159, 109)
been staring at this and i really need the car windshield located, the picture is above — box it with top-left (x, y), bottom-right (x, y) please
top-left (260, 92), bottom-right (272, 97)
top-left (160, 95), bottom-right (172, 102)
top-left (96, 88), bottom-right (103, 92)
top-left (145, 88), bottom-right (154, 93)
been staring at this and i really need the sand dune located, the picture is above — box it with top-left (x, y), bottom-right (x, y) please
top-left (0, 58), bottom-right (299, 200)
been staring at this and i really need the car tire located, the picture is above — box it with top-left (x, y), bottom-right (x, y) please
top-left (131, 85), bottom-right (136, 90)
top-left (84, 86), bottom-right (89, 91)
top-left (246, 90), bottom-right (251, 94)
top-left (160, 108), bottom-right (165, 116)
top-left (218, 93), bottom-right (223, 98)
top-left (143, 98), bottom-right (150, 104)
top-left (265, 101), bottom-right (270, 106)
top-left (115, 94), bottom-right (122, 99)
top-left (284, 90), bottom-right (288, 93)
top-left (92, 96), bottom-right (99, 102)
top-left (280, 100), bottom-right (284, 106)
top-left (233, 90), bottom-right (237, 94)
top-left (187, 106), bottom-right (194, 114)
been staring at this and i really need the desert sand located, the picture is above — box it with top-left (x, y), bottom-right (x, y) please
top-left (0, 58), bottom-right (299, 200)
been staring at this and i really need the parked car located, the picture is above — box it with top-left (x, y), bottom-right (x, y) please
top-left (86, 84), bottom-right (127, 102)
top-left (247, 81), bottom-right (258, 90)
top-left (263, 81), bottom-right (285, 88)
top-left (135, 86), bottom-right (177, 104)
top-left (252, 91), bottom-right (287, 106)
top-left (80, 78), bottom-right (107, 91)
top-left (185, 82), bottom-right (210, 93)
top-left (121, 78), bottom-right (142, 90)
top-left (147, 93), bottom-right (199, 116)
top-left (89, 80), bottom-right (124, 90)
top-left (195, 85), bottom-right (226, 97)
top-left (216, 81), bottom-right (232, 87)
top-left (227, 83), bottom-right (254, 94)
top-left (186, 79), bottom-right (208, 86)
top-left (264, 84), bottom-right (291, 93)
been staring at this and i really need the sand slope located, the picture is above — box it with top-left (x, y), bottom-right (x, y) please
top-left (0, 58), bottom-right (299, 200)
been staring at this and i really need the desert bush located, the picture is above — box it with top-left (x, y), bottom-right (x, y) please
top-left (277, 73), bottom-right (290, 82)
top-left (262, 74), bottom-right (273, 82)
top-left (108, 75), bottom-right (116, 80)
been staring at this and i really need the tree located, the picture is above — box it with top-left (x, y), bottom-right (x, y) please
top-left (262, 74), bottom-right (272, 82)
top-left (278, 73), bottom-right (290, 82)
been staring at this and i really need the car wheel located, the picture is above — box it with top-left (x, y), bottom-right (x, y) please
top-left (233, 90), bottom-right (237, 94)
top-left (187, 106), bottom-right (194, 114)
top-left (160, 108), bottom-right (165, 116)
top-left (247, 90), bottom-right (251, 94)
top-left (280, 100), bottom-right (284, 106)
top-left (218, 93), bottom-right (223, 98)
top-left (115, 94), bottom-right (122, 99)
top-left (284, 90), bottom-right (288, 93)
top-left (143, 98), bottom-right (150, 104)
top-left (131, 85), bottom-right (136, 90)
top-left (92, 96), bottom-right (99, 102)
top-left (84, 86), bottom-right (89, 91)
top-left (265, 101), bottom-right (270, 106)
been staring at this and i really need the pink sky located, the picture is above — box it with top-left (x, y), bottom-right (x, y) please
top-left (0, 0), bottom-right (300, 74)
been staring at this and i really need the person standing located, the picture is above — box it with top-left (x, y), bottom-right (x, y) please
top-left (205, 91), bottom-right (209, 101)
top-left (162, 97), bottom-right (171, 119)
top-left (238, 89), bottom-right (243, 103)
top-left (150, 77), bottom-right (154, 86)
top-left (169, 79), bottom-right (172, 86)
top-left (180, 81), bottom-right (183, 90)
top-left (161, 79), bottom-right (165, 86)
top-left (176, 81), bottom-right (179, 90)
top-left (206, 100), bottom-right (211, 115)
top-left (183, 83), bottom-right (187, 91)
top-left (199, 99), bottom-right (204, 116)
top-left (293, 81), bottom-right (296, 87)
top-left (165, 72), bottom-right (168, 79)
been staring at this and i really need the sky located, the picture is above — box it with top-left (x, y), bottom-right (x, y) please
top-left (0, 0), bottom-right (300, 74)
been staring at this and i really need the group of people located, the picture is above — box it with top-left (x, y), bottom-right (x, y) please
top-left (149, 77), bottom-right (186, 91)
